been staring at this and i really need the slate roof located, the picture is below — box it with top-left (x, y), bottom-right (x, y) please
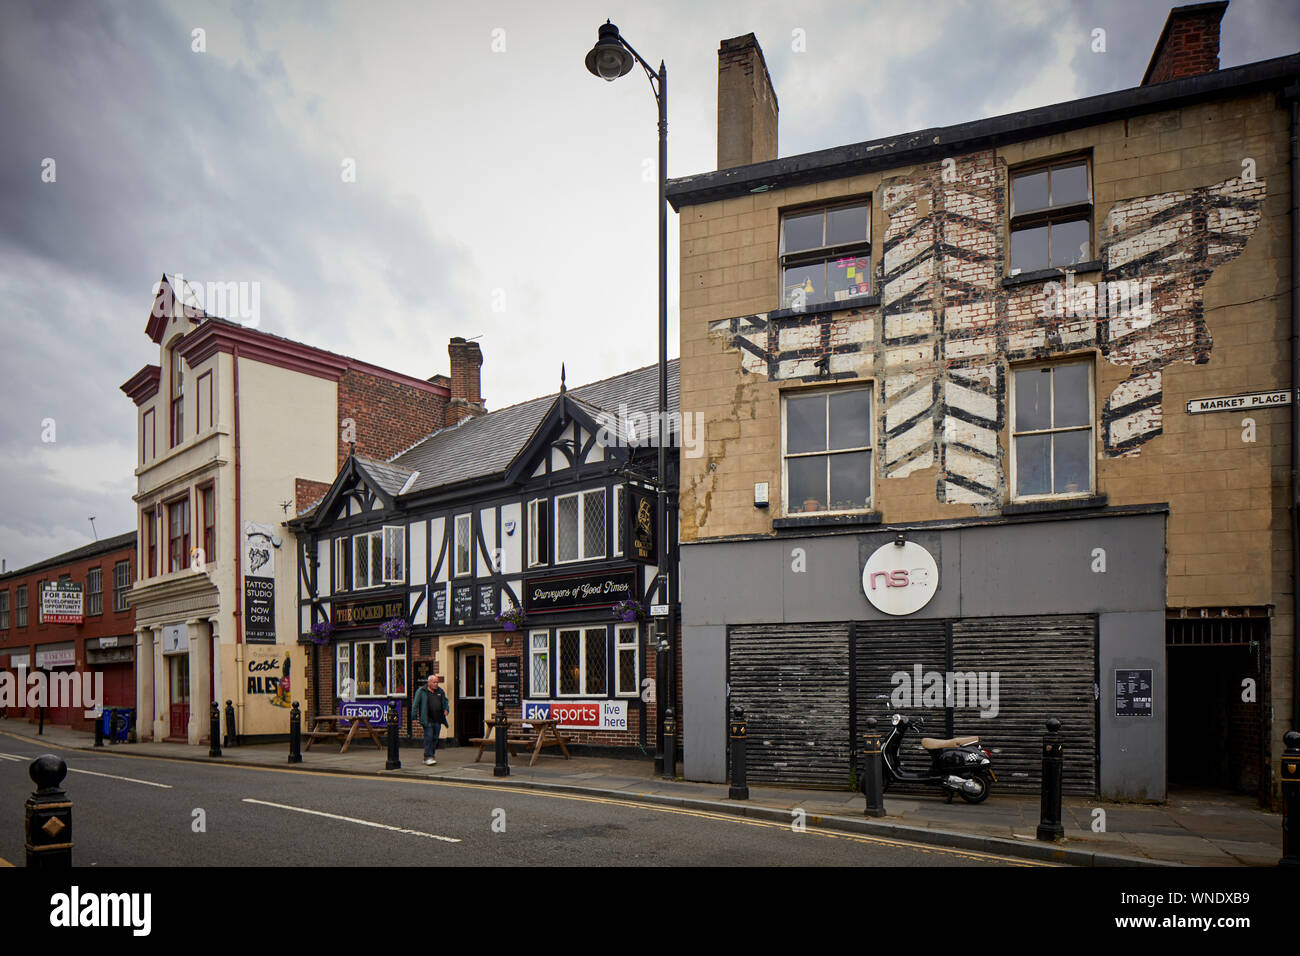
top-left (391, 359), bottom-right (680, 495)
top-left (354, 457), bottom-right (414, 497)
top-left (0, 531), bottom-right (137, 583)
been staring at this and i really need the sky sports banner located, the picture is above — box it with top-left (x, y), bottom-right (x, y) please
top-left (41, 583), bottom-right (83, 625)
top-left (522, 699), bottom-right (628, 731)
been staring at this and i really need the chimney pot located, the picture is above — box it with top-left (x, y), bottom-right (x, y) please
top-left (1141, 1), bottom-right (1228, 86)
top-left (717, 33), bottom-right (778, 170)
top-left (447, 337), bottom-right (485, 425)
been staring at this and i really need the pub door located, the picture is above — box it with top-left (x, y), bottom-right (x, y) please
top-left (455, 646), bottom-right (485, 746)
top-left (168, 654), bottom-right (190, 741)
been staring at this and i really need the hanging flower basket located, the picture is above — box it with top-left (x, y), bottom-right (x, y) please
top-left (309, 620), bottom-right (334, 644)
top-left (378, 617), bottom-right (411, 642)
top-left (611, 599), bottom-right (645, 623)
top-left (496, 605), bottom-right (526, 632)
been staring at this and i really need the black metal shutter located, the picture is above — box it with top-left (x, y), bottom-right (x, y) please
top-left (950, 615), bottom-right (1097, 794)
top-left (854, 620), bottom-right (950, 783)
top-left (728, 624), bottom-right (851, 787)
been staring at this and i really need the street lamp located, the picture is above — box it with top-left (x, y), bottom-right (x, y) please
top-left (585, 20), bottom-right (672, 777)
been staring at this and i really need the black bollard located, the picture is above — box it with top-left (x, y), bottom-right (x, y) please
top-left (94, 709), bottom-right (104, 748)
top-left (663, 707), bottom-right (677, 780)
top-left (1281, 730), bottom-right (1300, 867)
top-left (493, 697), bottom-right (510, 778)
top-left (25, 755), bottom-right (72, 868)
top-left (1036, 717), bottom-right (1065, 842)
top-left (728, 706), bottom-right (748, 800)
top-left (208, 702), bottom-right (222, 757)
top-left (861, 717), bottom-right (886, 817)
top-left (288, 701), bottom-right (303, 764)
top-left (224, 700), bottom-right (237, 748)
top-left (385, 702), bottom-right (401, 770)
top-left (38, 701), bottom-right (45, 736)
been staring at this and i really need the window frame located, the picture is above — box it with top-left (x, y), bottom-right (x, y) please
top-left (337, 643), bottom-right (352, 699)
top-left (0, 590), bottom-right (8, 630)
top-left (556, 626), bottom-right (609, 698)
top-left (1009, 358), bottom-right (1096, 502)
top-left (113, 560), bottom-right (131, 612)
top-left (614, 624), bottom-right (639, 698)
top-left (16, 585), bottom-right (28, 627)
top-left (142, 508), bottom-right (158, 579)
top-left (554, 489), bottom-right (607, 565)
top-left (353, 530), bottom-right (384, 590)
top-left (613, 485), bottom-right (625, 556)
top-left (86, 567), bottom-right (103, 617)
top-left (527, 498), bottom-right (549, 568)
top-left (382, 525), bottom-right (405, 584)
top-left (454, 513), bottom-right (473, 578)
top-left (334, 536), bottom-right (351, 592)
top-left (169, 343), bottom-right (185, 449)
top-left (779, 197), bottom-right (872, 310)
top-left (528, 629), bottom-right (550, 697)
top-left (1008, 156), bottom-right (1093, 275)
top-left (780, 384), bottom-right (875, 516)
top-left (166, 493), bottom-right (191, 573)
top-left (341, 638), bottom-right (393, 699)
top-left (199, 483), bottom-right (215, 566)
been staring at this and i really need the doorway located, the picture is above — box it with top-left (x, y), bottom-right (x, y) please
top-left (455, 646), bottom-right (485, 746)
top-left (168, 654), bottom-right (190, 741)
top-left (1166, 613), bottom-right (1269, 804)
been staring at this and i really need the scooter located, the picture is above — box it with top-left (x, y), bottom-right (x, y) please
top-left (879, 713), bottom-right (995, 804)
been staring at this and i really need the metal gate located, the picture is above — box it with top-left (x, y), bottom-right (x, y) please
top-left (728, 623), bottom-right (851, 787)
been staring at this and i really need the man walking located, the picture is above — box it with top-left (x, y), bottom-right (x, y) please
top-left (413, 674), bottom-right (449, 765)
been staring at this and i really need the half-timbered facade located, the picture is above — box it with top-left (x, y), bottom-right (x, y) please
top-left (290, 361), bottom-right (680, 754)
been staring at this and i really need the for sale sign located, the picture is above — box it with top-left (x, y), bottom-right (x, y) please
top-left (521, 699), bottom-right (628, 731)
top-left (41, 582), bottom-right (83, 625)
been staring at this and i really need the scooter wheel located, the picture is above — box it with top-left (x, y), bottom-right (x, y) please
top-left (959, 772), bottom-right (992, 804)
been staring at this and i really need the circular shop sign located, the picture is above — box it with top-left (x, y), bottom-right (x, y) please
top-left (861, 541), bottom-right (938, 616)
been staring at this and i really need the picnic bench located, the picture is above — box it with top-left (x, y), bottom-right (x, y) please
top-left (303, 714), bottom-right (385, 754)
top-left (470, 718), bottom-right (571, 767)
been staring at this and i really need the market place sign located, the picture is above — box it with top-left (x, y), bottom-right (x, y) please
top-left (332, 594), bottom-right (407, 629)
top-left (1185, 389), bottom-right (1293, 414)
top-left (41, 583), bottom-right (83, 625)
top-left (523, 568), bottom-right (636, 615)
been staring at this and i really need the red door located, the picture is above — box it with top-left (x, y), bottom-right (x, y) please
top-left (168, 655), bottom-right (190, 740)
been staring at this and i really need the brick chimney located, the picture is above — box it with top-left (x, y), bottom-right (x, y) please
top-left (1141, 1), bottom-right (1228, 86)
top-left (717, 34), bottom-right (778, 170)
top-left (447, 337), bottom-right (485, 424)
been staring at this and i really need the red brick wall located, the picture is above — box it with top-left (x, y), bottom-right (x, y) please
top-left (337, 370), bottom-right (448, 470)
top-left (1144, 5), bottom-right (1224, 85)
top-left (295, 478), bottom-right (331, 515)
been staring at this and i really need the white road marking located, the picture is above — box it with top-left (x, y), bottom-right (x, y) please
top-left (0, 753), bottom-right (26, 762)
top-left (242, 798), bottom-right (461, 843)
top-left (66, 767), bottom-right (172, 789)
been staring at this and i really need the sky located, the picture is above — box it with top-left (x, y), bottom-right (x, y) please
top-left (1, 0), bottom-right (1298, 570)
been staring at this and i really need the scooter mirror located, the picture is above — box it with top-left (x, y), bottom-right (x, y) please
top-left (890, 713), bottom-right (900, 725)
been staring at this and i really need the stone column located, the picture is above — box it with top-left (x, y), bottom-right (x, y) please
top-left (187, 619), bottom-right (212, 746)
top-left (152, 627), bottom-right (168, 742)
top-left (135, 626), bottom-right (156, 742)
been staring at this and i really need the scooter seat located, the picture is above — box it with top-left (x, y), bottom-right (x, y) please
top-left (920, 735), bottom-right (979, 750)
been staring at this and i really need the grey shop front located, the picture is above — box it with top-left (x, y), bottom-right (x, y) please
top-left (680, 507), bottom-right (1167, 801)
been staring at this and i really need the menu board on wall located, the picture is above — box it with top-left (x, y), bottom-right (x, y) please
top-left (432, 585), bottom-right (448, 625)
top-left (477, 584), bottom-right (496, 622)
top-left (1115, 669), bottom-right (1154, 717)
top-left (453, 585), bottom-right (474, 624)
top-left (495, 657), bottom-right (521, 707)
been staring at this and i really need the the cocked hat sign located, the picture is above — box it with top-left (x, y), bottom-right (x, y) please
top-left (861, 540), bottom-right (938, 616)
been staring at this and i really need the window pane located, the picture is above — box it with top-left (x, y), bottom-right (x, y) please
top-left (583, 492), bottom-right (606, 559)
top-left (782, 262), bottom-right (825, 309)
top-left (618, 648), bottom-right (637, 695)
top-left (1012, 169), bottom-right (1049, 214)
top-left (1051, 162), bottom-right (1089, 206)
top-left (828, 390), bottom-right (871, 450)
top-left (828, 451), bottom-right (871, 511)
top-left (371, 535), bottom-right (384, 586)
top-left (786, 394), bottom-right (826, 454)
top-left (828, 255), bottom-right (870, 301)
top-left (1053, 430), bottom-right (1091, 495)
top-left (826, 203), bottom-right (869, 246)
top-left (559, 631), bottom-right (581, 695)
top-left (356, 644), bottom-right (371, 696)
top-left (585, 630), bottom-right (607, 696)
top-left (373, 644), bottom-right (389, 696)
top-left (1016, 433), bottom-right (1052, 497)
top-left (1011, 225), bottom-right (1049, 273)
top-left (531, 634), bottom-right (550, 696)
top-left (556, 497), bottom-right (579, 562)
top-left (1050, 218), bottom-right (1090, 267)
top-left (1015, 368), bottom-right (1052, 432)
top-left (1053, 364), bottom-right (1090, 428)
top-left (355, 538), bottom-right (369, 588)
top-left (783, 210), bottom-right (823, 253)
top-left (456, 517), bottom-right (470, 574)
top-left (788, 455), bottom-right (827, 511)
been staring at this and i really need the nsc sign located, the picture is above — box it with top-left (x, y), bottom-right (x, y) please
top-left (522, 700), bottom-right (627, 730)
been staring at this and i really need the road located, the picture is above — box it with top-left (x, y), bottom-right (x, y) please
top-left (0, 734), bottom-right (1043, 866)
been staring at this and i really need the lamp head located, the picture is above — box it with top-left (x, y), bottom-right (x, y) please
top-left (585, 20), bottom-right (634, 81)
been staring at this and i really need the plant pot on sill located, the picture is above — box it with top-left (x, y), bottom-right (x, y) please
top-left (802, 499), bottom-right (821, 513)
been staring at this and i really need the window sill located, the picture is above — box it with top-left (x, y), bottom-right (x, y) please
top-left (769, 293), bottom-right (880, 321)
top-left (1002, 261), bottom-right (1102, 288)
top-left (773, 512), bottom-right (883, 531)
top-left (1001, 494), bottom-right (1107, 516)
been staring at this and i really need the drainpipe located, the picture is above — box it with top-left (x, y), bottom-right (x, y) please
top-left (1289, 86), bottom-right (1300, 731)
top-left (233, 343), bottom-right (243, 646)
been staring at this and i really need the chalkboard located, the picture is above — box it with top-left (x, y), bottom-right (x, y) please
top-left (495, 657), bottom-right (521, 707)
top-left (432, 585), bottom-right (448, 625)
top-left (1115, 669), bottom-right (1153, 717)
top-left (478, 584), bottom-right (496, 622)
top-left (453, 585), bottom-right (474, 624)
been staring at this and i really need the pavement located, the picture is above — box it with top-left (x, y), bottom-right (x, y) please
top-left (0, 717), bottom-right (1284, 867)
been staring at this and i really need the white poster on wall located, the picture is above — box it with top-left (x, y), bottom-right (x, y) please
top-left (243, 521), bottom-right (277, 578)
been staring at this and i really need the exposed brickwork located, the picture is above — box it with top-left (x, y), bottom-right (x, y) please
top-left (294, 478), bottom-right (331, 515)
top-left (1143, 2), bottom-right (1226, 86)
top-left (447, 337), bottom-right (485, 425)
top-left (337, 369), bottom-right (448, 470)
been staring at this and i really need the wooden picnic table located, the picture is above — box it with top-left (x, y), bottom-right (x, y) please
top-left (303, 714), bottom-right (385, 754)
top-left (470, 717), bottom-right (571, 767)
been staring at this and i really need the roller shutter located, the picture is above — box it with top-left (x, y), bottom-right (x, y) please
top-left (728, 623), bottom-right (851, 787)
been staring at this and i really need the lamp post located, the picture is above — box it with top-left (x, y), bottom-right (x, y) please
top-left (586, 20), bottom-right (673, 776)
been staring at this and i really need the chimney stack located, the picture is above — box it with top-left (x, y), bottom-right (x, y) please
top-left (447, 337), bottom-right (485, 425)
top-left (717, 34), bottom-right (778, 170)
top-left (1141, 2), bottom-right (1228, 86)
